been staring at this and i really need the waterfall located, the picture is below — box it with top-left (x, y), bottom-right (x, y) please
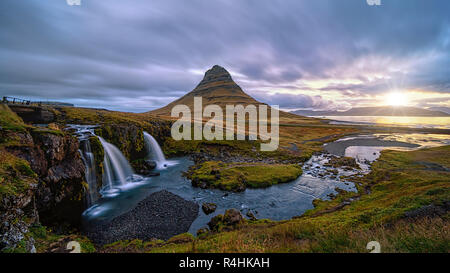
top-left (69, 124), bottom-right (140, 201)
top-left (143, 132), bottom-right (168, 169)
top-left (69, 124), bottom-right (99, 206)
top-left (79, 139), bottom-right (98, 207)
top-left (98, 136), bottom-right (135, 191)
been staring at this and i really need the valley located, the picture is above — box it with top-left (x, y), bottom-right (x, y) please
top-left (0, 66), bottom-right (448, 253)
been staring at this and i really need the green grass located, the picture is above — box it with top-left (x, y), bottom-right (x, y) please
top-left (188, 161), bottom-right (303, 191)
top-left (0, 149), bottom-right (37, 199)
top-left (0, 104), bottom-right (27, 132)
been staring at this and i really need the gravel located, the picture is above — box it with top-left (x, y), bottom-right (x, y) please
top-left (84, 190), bottom-right (199, 245)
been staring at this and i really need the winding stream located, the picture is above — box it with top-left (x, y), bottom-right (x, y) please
top-left (75, 126), bottom-right (450, 235)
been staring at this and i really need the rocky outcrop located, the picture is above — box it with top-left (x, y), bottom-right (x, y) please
top-left (202, 202), bottom-right (217, 215)
top-left (208, 209), bottom-right (244, 232)
top-left (131, 159), bottom-right (158, 176)
top-left (0, 172), bottom-right (38, 251)
top-left (4, 129), bottom-right (86, 229)
top-left (8, 105), bottom-right (55, 124)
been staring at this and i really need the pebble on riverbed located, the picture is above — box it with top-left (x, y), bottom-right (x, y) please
top-left (83, 190), bottom-right (199, 245)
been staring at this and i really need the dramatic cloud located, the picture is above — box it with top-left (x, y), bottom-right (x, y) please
top-left (0, 0), bottom-right (449, 112)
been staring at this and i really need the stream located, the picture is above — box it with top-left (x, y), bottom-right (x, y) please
top-left (75, 126), bottom-right (450, 235)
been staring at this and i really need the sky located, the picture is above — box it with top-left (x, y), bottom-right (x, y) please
top-left (0, 0), bottom-right (449, 112)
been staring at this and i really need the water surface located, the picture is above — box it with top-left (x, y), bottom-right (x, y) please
top-left (320, 116), bottom-right (450, 129)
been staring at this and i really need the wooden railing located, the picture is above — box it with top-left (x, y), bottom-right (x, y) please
top-left (2, 96), bottom-right (43, 106)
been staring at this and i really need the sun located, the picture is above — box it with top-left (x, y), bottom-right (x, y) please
top-left (385, 92), bottom-right (408, 106)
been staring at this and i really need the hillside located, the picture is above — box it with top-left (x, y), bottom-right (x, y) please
top-left (292, 106), bottom-right (450, 117)
top-left (149, 65), bottom-right (316, 123)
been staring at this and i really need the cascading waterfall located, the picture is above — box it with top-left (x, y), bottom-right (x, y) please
top-left (143, 132), bottom-right (176, 169)
top-left (143, 132), bottom-right (166, 163)
top-left (69, 125), bottom-right (99, 207)
top-left (79, 139), bottom-right (98, 206)
top-left (98, 136), bottom-right (135, 192)
top-left (69, 125), bottom-right (141, 202)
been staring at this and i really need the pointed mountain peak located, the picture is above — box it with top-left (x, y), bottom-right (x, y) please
top-left (199, 65), bottom-right (233, 86)
top-left (150, 65), bottom-right (263, 115)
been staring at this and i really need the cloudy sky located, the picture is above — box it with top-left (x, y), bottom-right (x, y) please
top-left (1, 0), bottom-right (449, 112)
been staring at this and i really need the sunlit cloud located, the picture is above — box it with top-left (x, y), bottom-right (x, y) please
top-left (0, 0), bottom-right (449, 112)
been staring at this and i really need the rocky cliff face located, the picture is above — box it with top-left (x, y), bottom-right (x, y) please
top-left (0, 151), bottom-right (38, 251)
top-left (2, 104), bottom-right (174, 251)
top-left (1, 127), bottom-right (86, 250)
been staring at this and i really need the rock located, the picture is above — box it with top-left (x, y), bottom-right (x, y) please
top-left (202, 203), bottom-right (217, 215)
top-left (1, 128), bottom-right (85, 249)
top-left (207, 214), bottom-right (224, 231)
top-left (196, 228), bottom-right (209, 236)
top-left (132, 160), bottom-right (157, 175)
top-left (9, 105), bottom-right (55, 123)
top-left (404, 202), bottom-right (449, 219)
top-left (246, 211), bottom-right (257, 221)
top-left (84, 190), bottom-right (199, 245)
top-left (224, 209), bottom-right (244, 225)
top-left (207, 209), bottom-right (244, 232)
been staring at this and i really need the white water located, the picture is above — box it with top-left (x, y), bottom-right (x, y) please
top-left (143, 131), bottom-right (177, 169)
top-left (98, 137), bottom-right (135, 192)
top-left (67, 124), bottom-right (99, 206)
top-left (79, 140), bottom-right (98, 206)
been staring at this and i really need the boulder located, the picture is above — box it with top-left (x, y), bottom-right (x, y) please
top-left (246, 211), bottom-right (257, 221)
top-left (202, 202), bottom-right (217, 215)
top-left (224, 208), bottom-right (244, 225)
top-left (207, 208), bottom-right (244, 231)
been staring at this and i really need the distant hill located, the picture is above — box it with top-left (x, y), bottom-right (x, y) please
top-left (149, 65), bottom-right (314, 123)
top-left (428, 106), bottom-right (450, 114)
top-left (292, 106), bottom-right (450, 117)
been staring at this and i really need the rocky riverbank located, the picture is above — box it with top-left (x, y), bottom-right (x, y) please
top-left (84, 190), bottom-right (199, 245)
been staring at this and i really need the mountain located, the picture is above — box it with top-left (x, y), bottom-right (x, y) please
top-left (150, 65), bottom-right (309, 122)
top-left (428, 106), bottom-right (450, 114)
top-left (291, 106), bottom-right (450, 117)
top-left (150, 65), bottom-right (260, 116)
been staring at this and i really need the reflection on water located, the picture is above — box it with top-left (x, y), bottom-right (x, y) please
top-left (376, 133), bottom-right (450, 148)
top-left (343, 133), bottom-right (450, 169)
top-left (322, 116), bottom-right (450, 129)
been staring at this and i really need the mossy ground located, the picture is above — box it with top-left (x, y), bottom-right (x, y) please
top-left (0, 103), bottom-right (27, 132)
top-left (0, 149), bottom-right (37, 199)
top-left (188, 161), bottom-right (303, 191)
top-left (101, 146), bottom-right (449, 253)
top-left (2, 224), bottom-right (96, 253)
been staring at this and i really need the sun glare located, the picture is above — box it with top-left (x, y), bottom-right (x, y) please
top-left (385, 92), bottom-right (408, 106)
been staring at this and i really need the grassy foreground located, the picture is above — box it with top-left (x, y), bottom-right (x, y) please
top-left (101, 146), bottom-right (449, 253)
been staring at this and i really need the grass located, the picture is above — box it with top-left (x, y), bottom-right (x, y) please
top-left (0, 103), bottom-right (27, 132)
top-left (188, 161), bottom-right (303, 191)
top-left (0, 149), bottom-right (37, 199)
top-left (101, 145), bottom-right (449, 253)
